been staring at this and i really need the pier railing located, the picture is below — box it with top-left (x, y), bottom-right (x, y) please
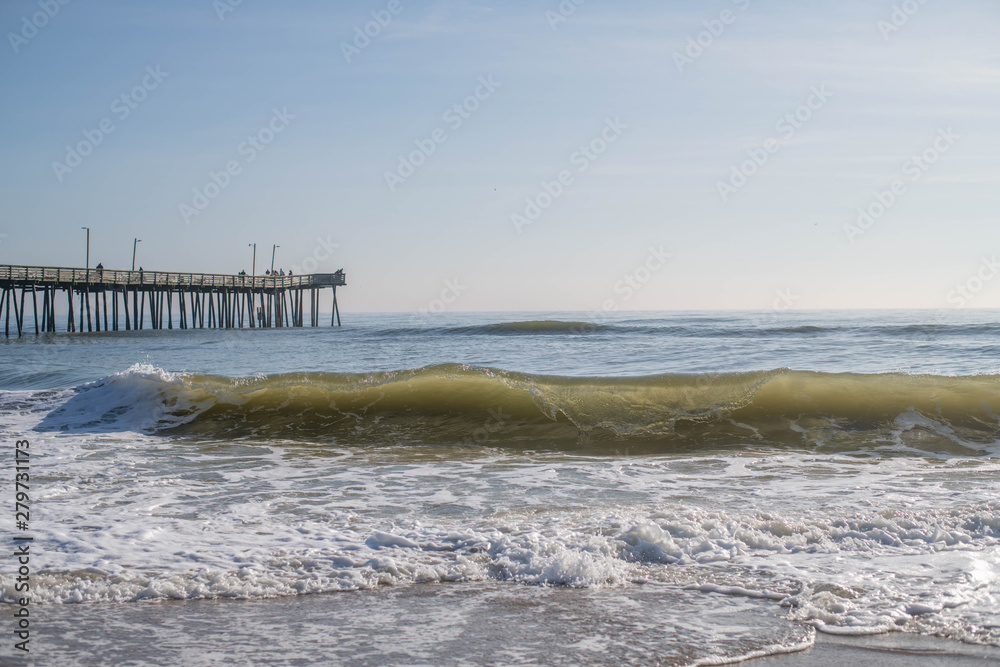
top-left (0, 265), bottom-right (346, 289)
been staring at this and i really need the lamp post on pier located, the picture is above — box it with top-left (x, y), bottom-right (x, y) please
top-left (132, 238), bottom-right (142, 271)
top-left (81, 227), bottom-right (90, 281)
top-left (270, 244), bottom-right (279, 274)
top-left (249, 243), bottom-right (256, 275)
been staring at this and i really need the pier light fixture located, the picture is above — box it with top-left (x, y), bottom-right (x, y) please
top-left (81, 227), bottom-right (90, 280)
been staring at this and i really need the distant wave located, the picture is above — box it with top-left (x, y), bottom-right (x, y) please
top-left (451, 320), bottom-right (612, 334)
top-left (373, 320), bottom-right (617, 336)
top-left (31, 364), bottom-right (1000, 453)
top-left (370, 320), bottom-right (1000, 339)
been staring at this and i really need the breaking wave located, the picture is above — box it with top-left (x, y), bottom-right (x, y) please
top-left (34, 364), bottom-right (1000, 452)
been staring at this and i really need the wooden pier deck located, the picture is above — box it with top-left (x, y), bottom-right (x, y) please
top-left (0, 265), bottom-right (346, 337)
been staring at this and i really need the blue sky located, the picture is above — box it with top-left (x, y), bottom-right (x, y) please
top-left (1, 0), bottom-right (998, 312)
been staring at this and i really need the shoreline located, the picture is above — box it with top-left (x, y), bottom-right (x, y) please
top-left (9, 584), bottom-right (1000, 665)
top-left (748, 632), bottom-right (1000, 666)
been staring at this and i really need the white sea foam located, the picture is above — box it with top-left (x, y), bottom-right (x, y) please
top-left (37, 363), bottom-right (204, 433)
top-left (3, 418), bottom-right (998, 648)
top-left (9, 498), bottom-right (997, 649)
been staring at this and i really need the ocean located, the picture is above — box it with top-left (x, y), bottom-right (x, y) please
top-left (2, 310), bottom-right (999, 665)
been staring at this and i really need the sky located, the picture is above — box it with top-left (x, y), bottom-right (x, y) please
top-left (1, 0), bottom-right (999, 313)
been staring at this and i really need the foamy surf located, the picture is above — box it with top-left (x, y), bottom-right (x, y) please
top-left (3, 487), bottom-right (998, 644)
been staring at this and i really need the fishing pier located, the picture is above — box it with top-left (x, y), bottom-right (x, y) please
top-left (0, 265), bottom-right (345, 337)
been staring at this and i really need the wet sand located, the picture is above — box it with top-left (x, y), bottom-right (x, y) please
top-left (751, 632), bottom-right (1000, 666)
top-left (8, 583), bottom-right (1000, 665)
top-left (743, 633), bottom-right (1000, 667)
